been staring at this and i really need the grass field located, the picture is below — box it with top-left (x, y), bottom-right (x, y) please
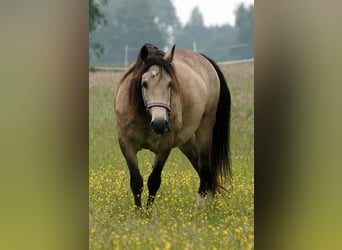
top-left (89, 63), bottom-right (254, 249)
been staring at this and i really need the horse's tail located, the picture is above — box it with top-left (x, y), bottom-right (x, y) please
top-left (201, 54), bottom-right (231, 192)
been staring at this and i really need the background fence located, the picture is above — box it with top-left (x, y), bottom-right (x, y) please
top-left (89, 42), bottom-right (254, 70)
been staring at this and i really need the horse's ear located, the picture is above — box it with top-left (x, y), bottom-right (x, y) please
top-left (164, 44), bottom-right (175, 64)
top-left (140, 45), bottom-right (149, 62)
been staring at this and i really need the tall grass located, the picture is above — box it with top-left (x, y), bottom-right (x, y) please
top-left (89, 63), bottom-right (254, 249)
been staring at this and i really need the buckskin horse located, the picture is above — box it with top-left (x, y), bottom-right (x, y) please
top-left (114, 44), bottom-right (231, 209)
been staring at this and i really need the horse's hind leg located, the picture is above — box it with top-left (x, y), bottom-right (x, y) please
top-left (147, 150), bottom-right (171, 208)
top-left (196, 155), bottom-right (214, 207)
top-left (180, 134), bottom-right (214, 207)
top-left (179, 135), bottom-right (200, 174)
top-left (119, 139), bottom-right (143, 208)
top-left (195, 119), bottom-right (217, 207)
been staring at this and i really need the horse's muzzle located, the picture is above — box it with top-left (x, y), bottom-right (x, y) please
top-left (150, 119), bottom-right (171, 135)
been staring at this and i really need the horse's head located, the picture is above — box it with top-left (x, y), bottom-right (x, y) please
top-left (140, 45), bottom-right (176, 135)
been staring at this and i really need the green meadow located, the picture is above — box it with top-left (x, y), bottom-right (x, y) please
top-left (89, 63), bottom-right (254, 249)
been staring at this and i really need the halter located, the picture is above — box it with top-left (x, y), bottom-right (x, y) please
top-left (141, 85), bottom-right (172, 116)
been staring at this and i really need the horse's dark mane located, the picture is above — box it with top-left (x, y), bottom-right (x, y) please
top-left (119, 44), bottom-right (179, 119)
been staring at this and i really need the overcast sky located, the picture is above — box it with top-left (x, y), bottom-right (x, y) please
top-left (171, 0), bottom-right (254, 27)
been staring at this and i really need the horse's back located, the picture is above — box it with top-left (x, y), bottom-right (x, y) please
top-left (173, 49), bottom-right (220, 118)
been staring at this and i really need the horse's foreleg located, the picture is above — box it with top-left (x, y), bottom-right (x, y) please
top-left (128, 160), bottom-right (143, 208)
top-left (147, 150), bottom-right (171, 208)
top-left (119, 139), bottom-right (143, 208)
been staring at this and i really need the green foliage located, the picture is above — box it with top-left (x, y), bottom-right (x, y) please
top-left (149, 0), bottom-right (181, 33)
top-left (114, 0), bottom-right (166, 48)
top-left (188, 7), bottom-right (204, 27)
top-left (90, 0), bottom-right (179, 64)
top-left (89, 1), bottom-right (254, 63)
top-left (174, 7), bottom-right (237, 61)
top-left (89, 0), bottom-right (108, 57)
top-left (89, 63), bottom-right (254, 249)
top-left (235, 4), bottom-right (254, 43)
top-left (233, 4), bottom-right (254, 59)
top-left (89, 0), bottom-right (108, 32)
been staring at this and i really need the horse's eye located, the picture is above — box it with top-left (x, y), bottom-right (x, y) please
top-left (168, 81), bottom-right (172, 88)
top-left (141, 81), bottom-right (148, 89)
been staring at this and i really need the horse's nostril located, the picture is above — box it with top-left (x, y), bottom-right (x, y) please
top-left (150, 119), bottom-right (170, 134)
top-left (165, 120), bottom-right (171, 129)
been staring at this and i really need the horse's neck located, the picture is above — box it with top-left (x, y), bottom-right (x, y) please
top-left (170, 94), bottom-right (183, 132)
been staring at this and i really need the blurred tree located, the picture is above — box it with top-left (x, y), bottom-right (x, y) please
top-left (89, 0), bottom-right (108, 57)
top-left (202, 25), bottom-right (237, 61)
top-left (233, 3), bottom-right (254, 59)
top-left (188, 7), bottom-right (204, 27)
top-left (150, 0), bottom-right (181, 41)
top-left (90, 0), bottom-right (180, 64)
top-left (174, 7), bottom-right (236, 61)
top-left (113, 0), bottom-right (166, 49)
top-left (174, 7), bottom-right (206, 49)
top-left (89, 1), bottom-right (254, 64)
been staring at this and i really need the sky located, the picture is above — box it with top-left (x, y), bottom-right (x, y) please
top-left (171, 0), bottom-right (254, 27)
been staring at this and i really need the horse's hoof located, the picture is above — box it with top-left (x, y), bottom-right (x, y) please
top-left (195, 192), bottom-right (214, 209)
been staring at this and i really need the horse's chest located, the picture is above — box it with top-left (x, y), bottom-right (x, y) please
top-left (141, 132), bottom-right (173, 152)
top-left (125, 124), bottom-right (169, 152)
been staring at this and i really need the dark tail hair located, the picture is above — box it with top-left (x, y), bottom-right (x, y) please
top-left (201, 54), bottom-right (231, 192)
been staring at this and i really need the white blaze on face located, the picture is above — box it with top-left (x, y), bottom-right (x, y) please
top-left (150, 106), bottom-right (168, 123)
top-left (143, 67), bottom-right (171, 118)
top-left (141, 65), bottom-right (172, 134)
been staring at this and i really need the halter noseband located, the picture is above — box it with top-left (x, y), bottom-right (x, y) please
top-left (141, 86), bottom-right (172, 115)
top-left (145, 102), bottom-right (171, 113)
